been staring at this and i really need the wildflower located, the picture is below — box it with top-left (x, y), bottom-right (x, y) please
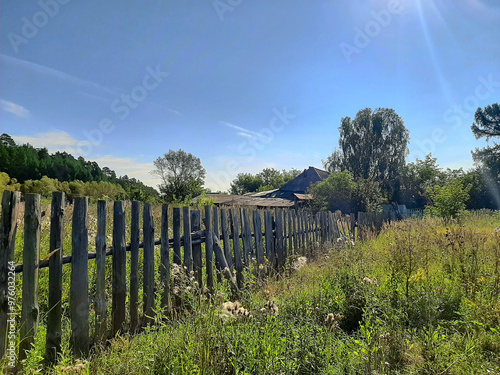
top-left (259, 264), bottom-right (264, 270)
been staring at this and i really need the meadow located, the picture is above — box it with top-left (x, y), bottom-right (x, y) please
top-left (4, 206), bottom-right (500, 374)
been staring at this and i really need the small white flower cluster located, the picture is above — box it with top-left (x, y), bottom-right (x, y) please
top-left (363, 277), bottom-right (378, 285)
top-left (260, 300), bottom-right (279, 316)
top-left (293, 256), bottom-right (307, 271)
top-left (220, 301), bottom-right (252, 320)
top-left (325, 313), bottom-right (343, 331)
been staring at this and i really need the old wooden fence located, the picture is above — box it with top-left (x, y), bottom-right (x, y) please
top-left (0, 191), bottom-right (352, 364)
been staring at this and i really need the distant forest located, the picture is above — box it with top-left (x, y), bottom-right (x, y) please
top-left (0, 133), bottom-right (159, 201)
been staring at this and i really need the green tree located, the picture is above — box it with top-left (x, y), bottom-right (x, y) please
top-left (230, 173), bottom-right (263, 195)
top-left (151, 149), bottom-right (206, 202)
top-left (324, 108), bottom-right (409, 200)
top-left (400, 154), bottom-right (446, 208)
top-left (309, 171), bottom-right (355, 213)
top-left (425, 179), bottom-right (471, 221)
top-left (471, 103), bottom-right (500, 178)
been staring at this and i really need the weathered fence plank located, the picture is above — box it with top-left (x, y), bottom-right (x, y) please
top-left (112, 201), bottom-right (127, 334)
top-left (143, 203), bottom-right (155, 323)
top-left (19, 194), bottom-right (41, 361)
top-left (45, 192), bottom-right (65, 363)
top-left (220, 209), bottom-right (233, 271)
top-left (204, 205), bottom-right (214, 294)
top-left (275, 208), bottom-right (284, 269)
top-left (183, 207), bottom-right (193, 272)
top-left (241, 208), bottom-right (252, 264)
top-left (161, 204), bottom-right (171, 312)
top-left (173, 207), bottom-right (182, 265)
top-left (213, 206), bottom-right (222, 282)
top-left (252, 210), bottom-right (264, 266)
top-left (0, 191), bottom-right (20, 360)
top-left (212, 234), bottom-right (238, 292)
top-left (95, 200), bottom-right (108, 340)
top-left (129, 201), bottom-right (140, 332)
top-left (292, 210), bottom-right (298, 251)
top-left (69, 197), bottom-right (89, 357)
top-left (283, 210), bottom-right (288, 260)
top-left (287, 210), bottom-right (293, 254)
top-left (230, 209), bottom-right (244, 289)
top-left (264, 211), bottom-right (275, 266)
top-left (191, 210), bottom-right (202, 286)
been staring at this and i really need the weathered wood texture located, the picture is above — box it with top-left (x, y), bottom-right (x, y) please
top-left (130, 201), bottom-right (140, 331)
top-left (112, 201), bottom-right (127, 334)
top-left (143, 203), bottom-right (155, 323)
top-left (45, 192), bottom-right (65, 363)
top-left (0, 191), bottom-right (20, 359)
top-left (19, 194), bottom-right (41, 361)
top-left (70, 197), bottom-right (89, 357)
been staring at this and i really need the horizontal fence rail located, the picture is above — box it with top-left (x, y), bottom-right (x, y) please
top-left (0, 191), bottom-right (355, 365)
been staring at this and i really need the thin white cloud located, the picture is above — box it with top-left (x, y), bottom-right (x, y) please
top-left (220, 121), bottom-right (271, 141)
top-left (11, 131), bottom-right (90, 154)
top-left (0, 99), bottom-right (30, 118)
top-left (1, 54), bottom-right (119, 96)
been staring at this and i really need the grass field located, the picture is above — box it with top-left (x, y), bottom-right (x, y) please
top-left (5, 209), bottom-right (500, 374)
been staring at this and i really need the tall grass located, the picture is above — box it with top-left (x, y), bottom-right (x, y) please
top-left (5, 211), bottom-right (500, 374)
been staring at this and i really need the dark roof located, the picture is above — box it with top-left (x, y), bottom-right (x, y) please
top-left (275, 166), bottom-right (329, 194)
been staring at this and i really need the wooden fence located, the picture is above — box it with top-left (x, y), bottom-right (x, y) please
top-left (0, 191), bottom-right (352, 364)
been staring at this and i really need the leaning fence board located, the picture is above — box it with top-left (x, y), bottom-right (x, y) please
top-left (95, 200), bottom-right (108, 339)
top-left (19, 194), bottom-right (41, 361)
top-left (230, 209), bottom-right (244, 289)
top-left (161, 204), bottom-right (171, 312)
top-left (183, 207), bottom-right (193, 272)
top-left (129, 201), bottom-right (140, 332)
top-left (69, 197), bottom-right (89, 357)
top-left (112, 201), bottom-right (127, 334)
top-left (213, 206), bottom-right (222, 281)
top-left (45, 192), bottom-right (65, 363)
top-left (212, 233), bottom-right (238, 292)
top-left (204, 205), bottom-right (214, 294)
top-left (0, 190), bottom-right (20, 359)
top-left (220, 209), bottom-right (233, 271)
top-left (143, 203), bottom-right (155, 323)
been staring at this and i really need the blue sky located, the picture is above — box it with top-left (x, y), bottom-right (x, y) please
top-left (1, 0), bottom-right (499, 191)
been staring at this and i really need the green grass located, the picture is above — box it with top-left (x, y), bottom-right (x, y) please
top-left (5, 210), bottom-right (500, 374)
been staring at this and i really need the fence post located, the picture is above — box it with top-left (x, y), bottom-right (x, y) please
top-left (112, 201), bottom-right (126, 334)
top-left (275, 208), bottom-right (284, 269)
top-left (0, 191), bottom-right (20, 360)
top-left (230, 209), bottom-right (244, 289)
top-left (69, 197), bottom-right (89, 357)
top-left (183, 207), bottom-right (193, 272)
top-left (161, 204), bottom-right (171, 313)
top-left (220, 209), bottom-right (233, 272)
top-left (19, 194), bottom-right (41, 361)
top-left (204, 205), bottom-right (214, 295)
top-left (173, 207), bottom-right (182, 265)
top-left (95, 200), bottom-right (108, 340)
top-left (130, 201), bottom-right (140, 332)
top-left (45, 192), bottom-right (65, 363)
top-left (191, 210), bottom-right (202, 286)
top-left (143, 203), bottom-right (155, 324)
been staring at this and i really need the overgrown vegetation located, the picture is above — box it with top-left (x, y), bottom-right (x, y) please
top-left (7, 212), bottom-right (500, 374)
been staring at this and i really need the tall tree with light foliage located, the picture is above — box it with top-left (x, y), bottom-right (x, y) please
top-left (151, 149), bottom-right (206, 202)
top-left (323, 108), bottom-right (409, 200)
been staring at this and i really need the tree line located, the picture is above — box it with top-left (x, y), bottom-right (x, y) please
top-left (0, 134), bottom-right (159, 201)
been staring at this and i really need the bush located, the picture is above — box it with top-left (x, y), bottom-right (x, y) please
top-left (425, 179), bottom-right (471, 221)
